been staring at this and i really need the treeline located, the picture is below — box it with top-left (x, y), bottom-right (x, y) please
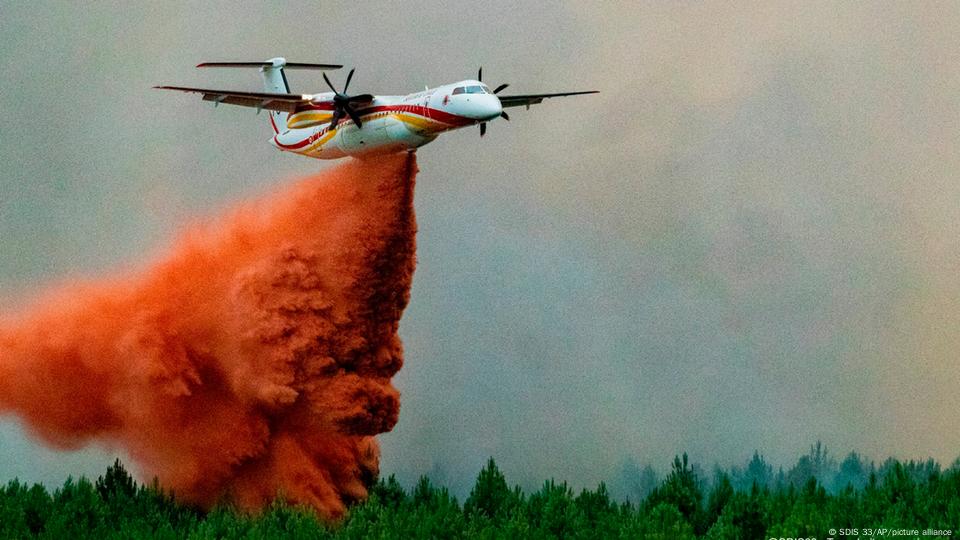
top-left (1, 447), bottom-right (958, 538)
top-left (615, 442), bottom-right (948, 501)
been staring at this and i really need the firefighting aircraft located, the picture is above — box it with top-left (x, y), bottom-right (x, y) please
top-left (155, 58), bottom-right (598, 159)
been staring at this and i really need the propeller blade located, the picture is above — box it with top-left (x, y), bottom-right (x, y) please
top-left (345, 105), bottom-right (363, 128)
top-left (500, 111), bottom-right (510, 121)
top-left (323, 72), bottom-right (338, 94)
top-left (493, 83), bottom-right (509, 94)
top-left (478, 67), bottom-right (482, 82)
top-left (480, 122), bottom-right (486, 137)
top-left (347, 94), bottom-right (375, 102)
top-left (343, 68), bottom-right (355, 93)
top-left (328, 109), bottom-right (342, 132)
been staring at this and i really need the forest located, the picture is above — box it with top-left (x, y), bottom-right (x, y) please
top-left (0, 444), bottom-right (957, 538)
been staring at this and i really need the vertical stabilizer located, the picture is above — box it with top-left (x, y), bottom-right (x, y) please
top-left (261, 57), bottom-right (291, 134)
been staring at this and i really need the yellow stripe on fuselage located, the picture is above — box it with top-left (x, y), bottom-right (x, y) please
top-left (287, 111), bottom-right (333, 130)
top-left (391, 112), bottom-right (459, 132)
top-left (298, 129), bottom-right (338, 155)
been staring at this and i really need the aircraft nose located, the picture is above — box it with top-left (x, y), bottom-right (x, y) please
top-left (462, 94), bottom-right (501, 121)
top-left (487, 95), bottom-right (503, 119)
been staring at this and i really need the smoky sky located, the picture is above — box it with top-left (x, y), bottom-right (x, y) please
top-left (2, 2), bottom-right (959, 496)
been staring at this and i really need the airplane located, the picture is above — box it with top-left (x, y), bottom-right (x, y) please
top-left (155, 57), bottom-right (598, 160)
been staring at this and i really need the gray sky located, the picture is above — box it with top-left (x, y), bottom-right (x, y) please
top-left (2, 2), bottom-right (959, 495)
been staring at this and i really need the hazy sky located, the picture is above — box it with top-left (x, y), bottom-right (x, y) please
top-left (2, 2), bottom-right (959, 496)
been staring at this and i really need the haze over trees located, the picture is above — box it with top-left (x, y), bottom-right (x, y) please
top-left (1, 445), bottom-right (958, 538)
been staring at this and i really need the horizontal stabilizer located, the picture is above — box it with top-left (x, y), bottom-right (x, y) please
top-left (197, 61), bottom-right (342, 70)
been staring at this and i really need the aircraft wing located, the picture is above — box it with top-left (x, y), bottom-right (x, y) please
top-left (153, 86), bottom-right (320, 113)
top-left (497, 90), bottom-right (599, 109)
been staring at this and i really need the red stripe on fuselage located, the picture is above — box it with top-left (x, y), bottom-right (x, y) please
top-left (295, 103), bottom-right (473, 126)
top-left (376, 105), bottom-right (475, 127)
top-left (275, 133), bottom-right (317, 150)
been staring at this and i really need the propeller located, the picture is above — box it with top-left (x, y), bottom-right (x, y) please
top-left (478, 67), bottom-right (511, 137)
top-left (320, 68), bottom-right (374, 131)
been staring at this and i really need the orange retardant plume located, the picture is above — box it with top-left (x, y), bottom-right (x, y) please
top-left (0, 153), bottom-right (418, 519)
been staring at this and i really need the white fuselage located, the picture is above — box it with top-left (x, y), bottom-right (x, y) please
top-left (270, 80), bottom-right (502, 159)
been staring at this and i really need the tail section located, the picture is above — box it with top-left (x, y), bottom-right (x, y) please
top-left (196, 58), bottom-right (342, 134)
top-left (260, 58), bottom-right (291, 134)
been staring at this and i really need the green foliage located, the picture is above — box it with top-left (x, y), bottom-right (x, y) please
top-left (833, 451), bottom-right (870, 491)
top-left (2, 448), bottom-right (959, 538)
top-left (525, 479), bottom-right (584, 537)
top-left (643, 453), bottom-right (704, 533)
top-left (731, 451), bottom-right (773, 491)
top-left (463, 458), bottom-right (521, 522)
top-left (705, 471), bottom-right (734, 527)
top-left (96, 458), bottom-right (136, 501)
top-left (704, 488), bottom-right (767, 540)
top-left (636, 503), bottom-right (697, 539)
top-left (0, 480), bottom-right (51, 537)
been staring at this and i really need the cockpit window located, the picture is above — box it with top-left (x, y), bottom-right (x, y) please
top-left (452, 85), bottom-right (487, 95)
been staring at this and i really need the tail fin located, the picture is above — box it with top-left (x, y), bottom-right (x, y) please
top-left (197, 58), bottom-right (341, 134)
top-left (260, 58), bottom-right (292, 134)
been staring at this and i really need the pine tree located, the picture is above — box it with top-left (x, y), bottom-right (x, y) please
top-left (96, 458), bottom-right (137, 501)
top-left (644, 453), bottom-right (703, 532)
top-left (464, 458), bottom-right (519, 521)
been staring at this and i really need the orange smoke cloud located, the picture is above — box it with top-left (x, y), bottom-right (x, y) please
top-left (0, 153), bottom-right (418, 519)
